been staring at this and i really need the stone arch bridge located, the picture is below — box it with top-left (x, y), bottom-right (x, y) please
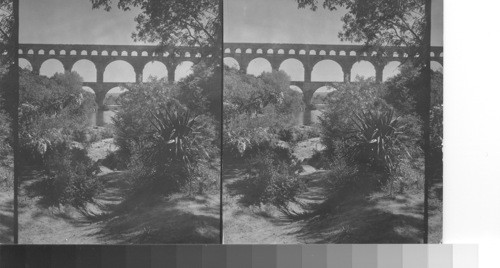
top-left (224, 42), bottom-right (443, 105)
top-left (19, 43), bottom-right (211, 109)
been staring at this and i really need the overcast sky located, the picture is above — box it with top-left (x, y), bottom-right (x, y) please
top-left (224, 0), bottom-right (443, 46)
top-left (21, 0), bottom-right (443, 46)
top-left (20, 0), bottom-right (141, 45)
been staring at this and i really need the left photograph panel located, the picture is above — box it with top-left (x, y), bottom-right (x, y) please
top-left (0, 0), bottom-right (14, 244)
top-left (18, 0), bottom-right (222, 244)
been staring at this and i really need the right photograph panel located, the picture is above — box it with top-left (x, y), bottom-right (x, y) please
top-left (223, 0), bottom-right (443, 243)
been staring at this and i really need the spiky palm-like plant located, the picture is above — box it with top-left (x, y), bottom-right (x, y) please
top-left (349, 109), bottom-right (407, 174)
top-left (143, 105), bottom-right (211, 191)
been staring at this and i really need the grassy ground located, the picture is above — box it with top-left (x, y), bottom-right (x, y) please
top-left (223, 138), bottom-right (425, 243)
top-left (18, 140), bottom-right (220, 244)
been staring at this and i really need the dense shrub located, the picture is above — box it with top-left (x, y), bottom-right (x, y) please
top-left (429, 72), bottom-right (443, 182)
top-left (278, 125), bottom-right (321, 143)
top-left (223, 69), bottom-right (304, 160)
top-left (347, 109), bottom-right (406, 173)
top-left (113, 79), bottom-right (219, 194)
top-left (19, 70), bottom-right (96, 165)
top-left (320, 79), bottom-right (389, 157)
top-left (319, 78), bottom-right (424, 195)
top-left (223, 108), bottom-right (294, 160)
top-left (39, 144), bottom-right (101, 207)
top-left (242, 149), bottom-right (304, 211)
top-left (0, 112), bottom-right (11, 159)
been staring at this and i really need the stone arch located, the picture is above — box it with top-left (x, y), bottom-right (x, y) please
top-left (267, 49), bottom-right (274, 54)
top-left (70, 50), bottom-right (77, 55)
top-left (235, 48), bottom-right (241, 53)
top-left (91, 50), bottom-right (98, 56)
top-left (289, 49), bottom-right (296, 55)
top-left (299, 50), bottom-right (306, 55)
top-left (121, 51), bottom-right (128, 56)
top-left (143, 61), bottom-right (168, 82)
top-left (82, 86), bottom-right (96, 95)
top-left (104, 60), bottom-right (136, 82)
top-left (224, 57), bottom-right (240, 70)
top-left (339, 51), bottom-right (346, 56)
top-left (131, 51), bottom-right (138, 56)
top-left (277, 49), bottom-right (285, 54)
top-left (101, 51), bottom-right (108, 56)
top-left (245, 48), bottom-right (252, 54)
top-left (141, 51), bottom-right (148, 56)
top-left (72, 59), bottom-right (97, 82)
top-left (175, 61), bottom-right (194, 81)
top-left (18, 49), bottom-right (23, 55)
top-left (81, 50), bottom-right (88, 56)
top-left (319, 50), bottom-right (326, 55)
top-left (311, 60), bottom-right (343, 82)
top-left (195, 52), bottom-right (201, 58)
top-left (38, 49), bottom-right (45, 55)
top-left (27, 49), bottom-right (34, 55)
top-left (18, 58), bottom-right (33, 71)
top-left (48, 49), bottom-right (56, 55)
top-left (289, 85), bottom-right (303, 94)
top-left (40, 59), bottom-right (65, 77)
top-left (60, 50), bottom-right (66, 55)
top-left (383, 61), bottom-right (401, 81)
top-left (224, 48), bottom-right (231, 53)
top-left (312, 86), bottom-right (336, 104)
top-left (279, 58), bottom-right (305, 81)
top-left (393, 51), bottom-right (399, 57)
top-left (247, 57), bottom-right (272, 76)
top-left (104, 86), bottom-right (128, 106)
top-left (430, 52), bottom-right (435, 57)
top-left (256, 49), bottom-right (263, 54)
top-left (350, 60), bottom-right (376, 82)
top-left (111, 51), bottom-right (119, 56)
top-left (329, 50), bottom-right (336, 56)
top-left (431, 61), bottom-right (443, 73)
top-left (184, 52), bottom-right (191, 57)
top-left (349, 51), bottom-right (356, 56)
top-left (439, 52), bottom-right (443, 57)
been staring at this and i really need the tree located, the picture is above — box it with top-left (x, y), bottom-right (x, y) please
top-left (0, 0), bottom-right (14, 63)
top-left (0, 0), bottom-right (14, 114)
top-left (90, 0), bottom-right (221, 58)
top-left (297, 0), bottom-right (427, 61)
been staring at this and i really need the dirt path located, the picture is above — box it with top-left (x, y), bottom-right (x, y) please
top-left (222, 164), bottom-right (304, 244)
top-left (0, 190), bottom-right (13, 243)
top-left (19, 168), bottom-right (130, 244)
top-left (19, 165), bottom-right (220, 244)
top-left (223, 138), bottom-right (424, 243)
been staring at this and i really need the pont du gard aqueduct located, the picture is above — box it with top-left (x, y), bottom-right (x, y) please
top-left (19, 43), bottom-right (443, 108)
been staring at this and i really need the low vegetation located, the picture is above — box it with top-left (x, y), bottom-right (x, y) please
top-left (224, 62), bottom-right (439, 217)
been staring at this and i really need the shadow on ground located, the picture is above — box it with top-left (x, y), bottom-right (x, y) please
top-left (0, 197), bottom-right (13, 243)
top-left (223, 162), bottom-right (424, 244)
top-left (19, 167), bottom-right (220, 244)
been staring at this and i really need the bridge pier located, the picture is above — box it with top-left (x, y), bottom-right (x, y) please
top-left (374, 63), bottom-right (384, 83)
top-left (93, 85), bottom-right (108, 111)
top-left (31, 62), bottom-right (41, 75)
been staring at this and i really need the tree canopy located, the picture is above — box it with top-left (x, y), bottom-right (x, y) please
top-left (0, 0), bottom-right (13, 64)
top-left (297, 0), bottom-right (426, 59)
top-left (90, 0), bottom-right (221, 57)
